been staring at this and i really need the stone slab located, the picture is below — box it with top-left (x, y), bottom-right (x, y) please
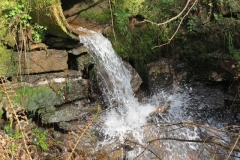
top-left (21, 49), bottom-right (68, 74)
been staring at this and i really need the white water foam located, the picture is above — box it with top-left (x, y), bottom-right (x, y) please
top-left (78, 27), bottom-right (203, 159)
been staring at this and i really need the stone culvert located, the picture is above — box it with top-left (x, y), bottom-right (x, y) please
top-left (30, 0), bottom-right (110, 39)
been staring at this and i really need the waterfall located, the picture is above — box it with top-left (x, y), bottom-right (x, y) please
top-left (77, 27), bottom-right (211, 159)
top-left (78, 27), bottom-right (155, 142)
top-left (78, 27), bottom-right (134, 105)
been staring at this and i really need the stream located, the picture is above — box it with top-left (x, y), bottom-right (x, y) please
top-left (78, 27), bottom-right (240, 160)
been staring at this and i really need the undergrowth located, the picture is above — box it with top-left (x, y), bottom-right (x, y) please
top-left (0, 78), bottom-right (101, 159)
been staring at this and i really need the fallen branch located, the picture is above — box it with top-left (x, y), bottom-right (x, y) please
top-left (147, 137), bottom-right (240, 152)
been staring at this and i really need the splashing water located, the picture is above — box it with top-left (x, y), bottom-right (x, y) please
top-left (78, 27), bottom-right (207, 159)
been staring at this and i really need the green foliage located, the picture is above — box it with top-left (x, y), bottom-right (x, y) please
top-left (32, 23), bottom-right (47, 43)
top-left (111, 0), bottom-right (145, 15)
top-left (31, 128), bottom-right (48, 151)
top-left (0, 0), bottom-right (47, 46)
top-left (4, 123), bottom-right (22, 140)
top-left (114, 9), bottom-right (131, 34)
top-left (0, 46), bottom-right (18, 77)
top-left (9, 142), bottom-right (18, 154)
top-left (223, 25), bottom-right (240, 62)
top-left (187, 16), bottom-right (198, 34)
top-left (82, 9), bottom-right (111, 25)
top-left (213, 13), bottom-right (223, 21)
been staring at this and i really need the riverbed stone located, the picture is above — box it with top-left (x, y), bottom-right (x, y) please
top-left (21, 49), bottom-right (68, 74)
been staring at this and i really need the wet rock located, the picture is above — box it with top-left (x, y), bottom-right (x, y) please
top-left (41, 100), bottom-right (98, 124)
top-left (209, 71), bottom-right (224, 82)
top-left (148, 59), bottom-right (174, 92)
top-left (147, 58), bottom-right (192, 92)
top-left (189, 86), bottom-right (225, 110)
top-left (123, 61), bottom-right (143, 92)
top-left (68, 45), bottom-right (88, 56)
top-left (218, 59), bottom-right (237, 76)
top-left (21, 49), bottom-right (68, 74)
top-left (208, 59), bottom-right (236, 82)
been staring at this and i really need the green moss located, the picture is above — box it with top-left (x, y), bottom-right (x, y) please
top-left (108, 24), bottom-right (161, 83)
top-left (81, 9), bottom-right (111, 24)
top-left (0, 46), bottom-right (18, 77)
top-left (14, 85), bottom-right (64, 113)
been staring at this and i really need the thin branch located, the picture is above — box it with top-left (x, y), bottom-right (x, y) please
top-left (125, 139), bottom-right (162, 160)
top-left (152, 0), bottom-right (198, 49)
top-left (226, 135), bottom-right (240, 160)
top-left (148, 137), bottom-right (240, 152)
top-left (108, 0), bottom-right (116, 43)
top-left (141, 0), bottom-right (191, 26)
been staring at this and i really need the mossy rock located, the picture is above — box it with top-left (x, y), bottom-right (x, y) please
top-left (0, 47), bottom-right (18, 77)
top-left (30, 0), bottom-right (78, 39)
top-left (15, 85), bottom-right (64, 113)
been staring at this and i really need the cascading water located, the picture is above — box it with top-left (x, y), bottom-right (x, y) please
top-left (77, 27), bottom-right (222, 159)
top-left (78, 27), bottom-right (155, 143)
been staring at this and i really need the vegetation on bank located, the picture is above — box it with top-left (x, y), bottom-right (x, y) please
top-left (0, 0), bottom-right (239, 159)
top-left (103, 0), bottom-right (240, 83)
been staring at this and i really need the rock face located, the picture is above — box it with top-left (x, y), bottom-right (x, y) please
top-left (147, 58), bottom-right (187, 92)
top-left (147, 57), bottom-right (237, 92)
top-left (21, 49), bottom-right (68, 74)
top-left (20, 70), bottom-right (89, 102)
top-left (3, 71), bottom-right (89, 113)
top-left (41, 101), bottom-right (89, 124)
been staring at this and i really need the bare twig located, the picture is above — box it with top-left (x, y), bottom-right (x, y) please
top-left (140, 0), bottom-right (191, 26)
top-left (125, 139), bottom-right (162, 160)
top-left (152, 0), bottom-right (198, 49)
top-left (108, 0), bottom-right (116, 43)
top-left (226, 135), bottom-right (240, 160)
top-left (67, 105), bottom-right (102, 160)
top-left (148, 137), bottom-right (240, 152)
top-left (1, 79), bottom-right (33, 160)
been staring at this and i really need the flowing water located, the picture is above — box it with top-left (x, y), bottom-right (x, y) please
top-left (78, 27), bottom-right (237, 159)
